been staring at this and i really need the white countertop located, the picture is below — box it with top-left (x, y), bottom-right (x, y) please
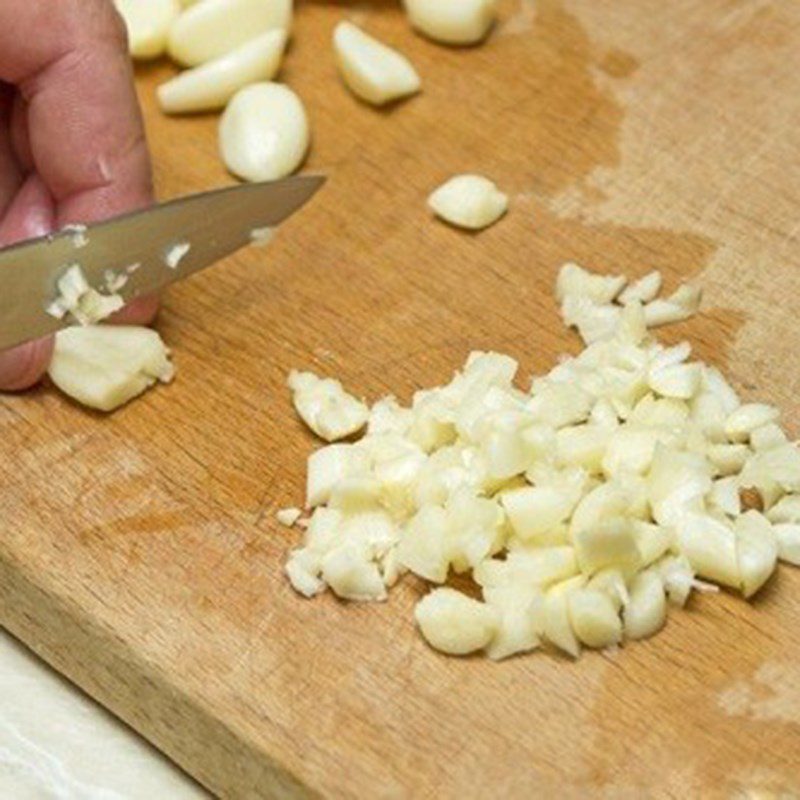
top-left (0, 630), bottom-right (208, 799)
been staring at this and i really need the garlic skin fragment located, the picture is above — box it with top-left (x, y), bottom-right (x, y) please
top-left (289, 370), bottom-right (368, 443)
top-left (428, 175), bottom-right (508, 231)
top-left (415, 588), bottom-right (499, 655)
top-left (48, 326), bottom-right (174, 413)
top-left (158, 30), bottom-right (288, 114)
top-left (219, 83), bottom-right (309, 182)
top-left (333, 22), bottom-right (420, 107)
top-left (167, 0), bottom-right (292, 67)
top-left (115, 0), bottom-right (180, 60)
top-left (403, 0), bottom-right (499, 45)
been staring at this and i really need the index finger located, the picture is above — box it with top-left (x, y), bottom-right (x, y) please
top-left (0, 0), bottom-right (153, 226)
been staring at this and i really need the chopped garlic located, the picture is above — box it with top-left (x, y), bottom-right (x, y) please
top-left (415, 588), bottom-right (499, 655)
top-left (47, 264), bottom-right (125, 326)
top-left (167, 0), bottom-right (291, 67)
top-left (403, 0), bottom-right (499, 45)
top-left (428, 175), bottom-right (508, 231)
top-left (289, 371), bottom-right (368, 443)
top-left (333, 22), bottom-right (420, 107)
top-left (618, 271), bottom-right (662, 305)
top-left (282, 262), bottom-right (794, 661)
top-left (219, 82), bottom-right (309, 182)
top-left (48, 326), bottom-right (174, 412)
top-left (62, 224), bottom-right (88, 249)
top-left (276, 507), bottom-right (302, 527)
top-left (164, 241), bottom-right (191, 270)
top-left (158, 30), bottom-right (288, 114)
top-left (624, 570), bottom-right (666, 640)
top-left (115, 0), bottom-right (180, 60)
top-left (568, 589), bottom-right (622, 649)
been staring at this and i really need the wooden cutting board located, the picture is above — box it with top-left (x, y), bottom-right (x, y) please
top-left (3, 1), bottom-right (800, 797)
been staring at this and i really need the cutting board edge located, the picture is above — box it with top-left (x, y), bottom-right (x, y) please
top-left (0, 550), bottom-right (317, 800)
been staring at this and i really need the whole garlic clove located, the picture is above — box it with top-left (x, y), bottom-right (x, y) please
top-left (403, 0), bottom-right (499, 45)
top-left (168, 0), bottom-right (292, 67)
top-left (219, 83), bottom-right (310, 182)
top-left (158, 30), bottom-right (288, 114)
top-left (115, 0), bottom-right (180, 60)
top-left (428, 174), bottom-right (508, 231)
top-left (333, 22), bottom-right (421, 107)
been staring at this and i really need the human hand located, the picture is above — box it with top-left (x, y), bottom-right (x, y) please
top-left (0, 0), bottom-right (158, 391)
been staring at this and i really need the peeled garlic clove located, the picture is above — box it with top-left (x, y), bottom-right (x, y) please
top-left (167, 0), bottom-right (292, 67)
top-left (276, 507), bottom-right (302, 527)
top-left (288, 370), bottom-right (368, 442)
top-left (321, 546), bottom-right (387, 602)
top-left (632, 521), bottom-right (673, 568)
top-left (48, 326), bottom-right (174, 413)
top-left (158, 30), bottom-right (288, 113)
top-left (568, 589), bottom-right (622, 649)
top-left (115, 0), bottom-right (180, 60)
top-left (220, 82), bottom-right (309, 182)
top-left (735, 511), bottom-right (778, 598)
top-left (428, 174), bottom-right (508, 231)
top-left (648, 363), bottom-right (702, 400)
top-left (543, 577), bottom-right (584, 658)
top-left (333, 21), bottom-right (420, 106)
top-left (586, 567), bottom-right (629, 611)
top-left (624, 570), bottom-right (666, 640)
top-left (415, 588), bottom-right (499, 655)
top-left (403, 0), bottom-right (499, 45)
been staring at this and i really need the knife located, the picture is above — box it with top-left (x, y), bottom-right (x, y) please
top-left (0, 174), bottom-right (325, 352)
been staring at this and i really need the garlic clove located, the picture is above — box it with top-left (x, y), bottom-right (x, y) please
top-left (333, 21), bottom-right (420, 107)
top-left (158, 29), bottom-right (288, 114)
top-left (168, 0), bottom-right (292, 67)
top-left (773, 523), bottom-right (800, 565)
top-left (483, 585), bottom-right (544, 661)
top-left (403, 0), bottom-right (499, 45)
top-left (428, 174), bottom-right (508, 231)
top-left (220, 82), bottom-right (310, 182)
top-left (321, 545), bottom-right (387, 602)
top-left (115, 0), bottom-right (180, 60)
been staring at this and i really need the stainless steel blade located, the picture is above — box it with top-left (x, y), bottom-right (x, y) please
top-left (0, 174), bottom-right (325, 351)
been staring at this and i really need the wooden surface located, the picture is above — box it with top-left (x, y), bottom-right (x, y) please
top-left (3, 1), bottom-right (800, 797)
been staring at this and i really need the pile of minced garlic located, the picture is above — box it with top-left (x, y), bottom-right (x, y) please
top-left (280, 263), bottom-right (800, 660)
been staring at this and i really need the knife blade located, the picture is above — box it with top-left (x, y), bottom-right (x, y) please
top-left (0, 174), bottom-right (325, 352)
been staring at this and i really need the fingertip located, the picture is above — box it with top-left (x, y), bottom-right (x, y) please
top-left (110, 294), bottom-right (160, 326)
top-left (0, 336), bottom-right (54, 392)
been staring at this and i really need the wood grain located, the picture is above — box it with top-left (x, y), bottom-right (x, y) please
top-left (3, 1), bottom-right (800, 797)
